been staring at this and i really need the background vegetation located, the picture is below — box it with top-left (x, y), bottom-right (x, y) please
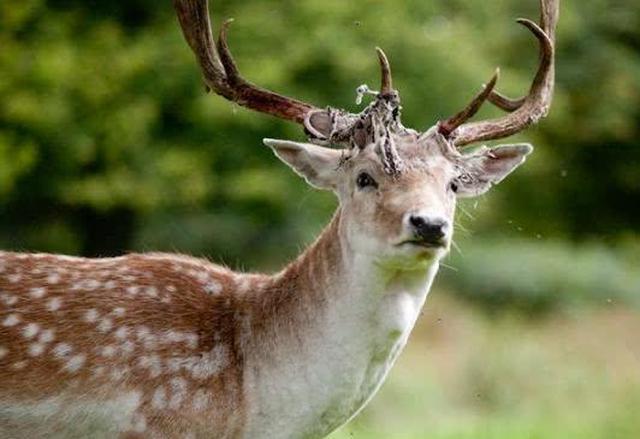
top-left (1, 0), bottom-right (639, 437)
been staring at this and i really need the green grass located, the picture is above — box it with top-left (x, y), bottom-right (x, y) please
top-left (329, 293), bottom-right (640, 439)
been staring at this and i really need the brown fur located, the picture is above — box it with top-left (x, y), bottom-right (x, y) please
top-left (0, 252), bottom-right (246, 437)
top-left (0, 214), bottom-right (345, 438)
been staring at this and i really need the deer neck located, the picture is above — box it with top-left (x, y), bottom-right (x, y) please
top-left (243, 209), bottom-right (440, 438)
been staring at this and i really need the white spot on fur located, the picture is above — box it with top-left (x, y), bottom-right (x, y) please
top-left (138, 355), bottom-right (162, 377)
top-left (22, 323), bottom-right (40, 339)
top-left (185, 334), bottom-right (199, 349)
top-left (114, 326), bottom-right (129, 340)
top-left (83, 279), bottom-right (101, 290)
top-left (204, 281), bottom-right (222, 294)
top-left (46, 297), bottom-right (62, 311)
top-left (138, 355), bottom-right (151, 369)
top-left (121, 340), bottom-right (135, 356)
top-left (28, 343), bottom-right (45, 357)
top-left (131, 412), bottom-right (147, 433)
top-left (166, 331), bottom-right (184, 343)
top-left (8, 273), bottom-right (22, 283)
top-left (186, 345), bottom-right (229, 380)
top-left (151, 385), bottom-right (167, 409)
top-left (38, 329), bottom-right (55, 344)
top-left (236, 277), bottom-right (252, 292)
top-left (145, 286), bottom-right (158, 298)
top-left (0, 346), bottom-right (8, 359)
top-left (53, 342), bottom-right (73, 358)
top-left (112, 307), bottom-right (126, 317)
top-left (84, 309), bottom-right (99, 323)
top-left (136, 326), bottom-right (150, 340)
top-left (0, 293), bottom-right (18, 306)
top-left (12, 360), bottom-right (27, 370)
top-left (47, 272), bottom-right (61, 284)
top-left (101, 345), bottom-right (117, 357)
top-left (110, 366), bottom-right (129, 381)
top-left (169, 377), bottom-right (188, 409)
top-left (29, 287), bottom-right (47, 298)
top-left (71, 282), bottom-right (100, 291)
top-left (192, 388), bottom-right (210, 411)
top-left (127, 286), bottom-right (140, 296)
top-left (166, 357), bottom-right (183, 373)
top-left (93, 365), bottom-right (106, 378)
top-left (163, 330), bottom-right (198, 349)
top-left (136, 327), bottom-right (157, 350)
top-left (143, 336), bottom-right (157, 350)
top-left (63, 353), bottom-right (86, 373)
top-left (98, 318), bottom-right (113, 333)
top-left (2, 313), bottom-right (21, 327)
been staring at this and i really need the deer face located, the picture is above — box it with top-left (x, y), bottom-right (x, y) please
top-left (334, 137), bottom-right (459, 264)
top-left (265, 123), bottom-right (531, 267)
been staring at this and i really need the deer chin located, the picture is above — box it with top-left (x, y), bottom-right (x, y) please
top-left (376, 252), bottom-right (439, 273)
top-left (374, 240), bottom-right (448, 271)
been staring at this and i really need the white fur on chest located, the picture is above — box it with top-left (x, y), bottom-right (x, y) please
top-left (243, 262), bottom-right (438, 439)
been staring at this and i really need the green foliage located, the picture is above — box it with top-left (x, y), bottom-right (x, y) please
top-left (442, 238), bottom-right (640, 312)
top-left (0, 0), bottom-right (638, 275)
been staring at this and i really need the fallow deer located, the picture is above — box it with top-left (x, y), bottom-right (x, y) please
top-left (0, 0), bottom-right (559, 437)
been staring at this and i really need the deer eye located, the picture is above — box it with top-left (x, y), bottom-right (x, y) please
top-left (356, 172), bottom-right (377, 190)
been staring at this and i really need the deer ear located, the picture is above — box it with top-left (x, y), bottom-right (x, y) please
top-left (263, 139), bottom-right (343, 190)
top-left (456, 143), bottom-right (533, 197)
top-left (304, 110), bottom-right (333, 140)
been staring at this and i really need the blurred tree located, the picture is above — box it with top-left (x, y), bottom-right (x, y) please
top-left (0, 0), bottom-right (638, 271)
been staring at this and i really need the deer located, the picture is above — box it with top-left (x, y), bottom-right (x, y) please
top-left (0, 0), bottom-right (558, 437)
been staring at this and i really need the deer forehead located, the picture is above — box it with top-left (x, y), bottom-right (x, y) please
top-left (344, 143), bottom-right (456, 188)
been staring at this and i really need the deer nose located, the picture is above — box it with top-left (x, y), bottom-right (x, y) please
top-left (408, 215), bottom-right (449, 244)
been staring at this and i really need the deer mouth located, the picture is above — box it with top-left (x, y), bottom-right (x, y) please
top-left (397, 239), bottom-right (447, 249)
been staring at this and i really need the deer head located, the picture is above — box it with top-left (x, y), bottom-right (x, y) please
top-left (173, 0), bottom-right (558, 267)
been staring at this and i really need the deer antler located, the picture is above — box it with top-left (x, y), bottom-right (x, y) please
top-left (172, 0), bottom-right (319, 124)
top-left (376, 47), bottom-right (394, 95)
top-left (437, 69), bottom-right (500, 137)
top-left (440, 0), bottom-right (559, 147)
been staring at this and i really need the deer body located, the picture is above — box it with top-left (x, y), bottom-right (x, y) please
top-left (1, 0), bottom-right (558, 437)
top-left (0, 251), bottom-right (246, 438)
top-left (0, 211), bottom-right (438, 438)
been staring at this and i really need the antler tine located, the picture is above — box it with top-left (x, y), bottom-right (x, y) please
top-left (438, 69), bottom-right (500, 137)
top-left (376, 47), bottom-right (393, 94)
top-left (173, 0), bottom-right (318, 124)
top-left (486, 17), bottom-right (553, 113)
top-left (216, 19), bottom-right (242, 85)
top-left (448, 0), bottom-right (559, 147)
top-left (487, 89), bottom-right (526, 112)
